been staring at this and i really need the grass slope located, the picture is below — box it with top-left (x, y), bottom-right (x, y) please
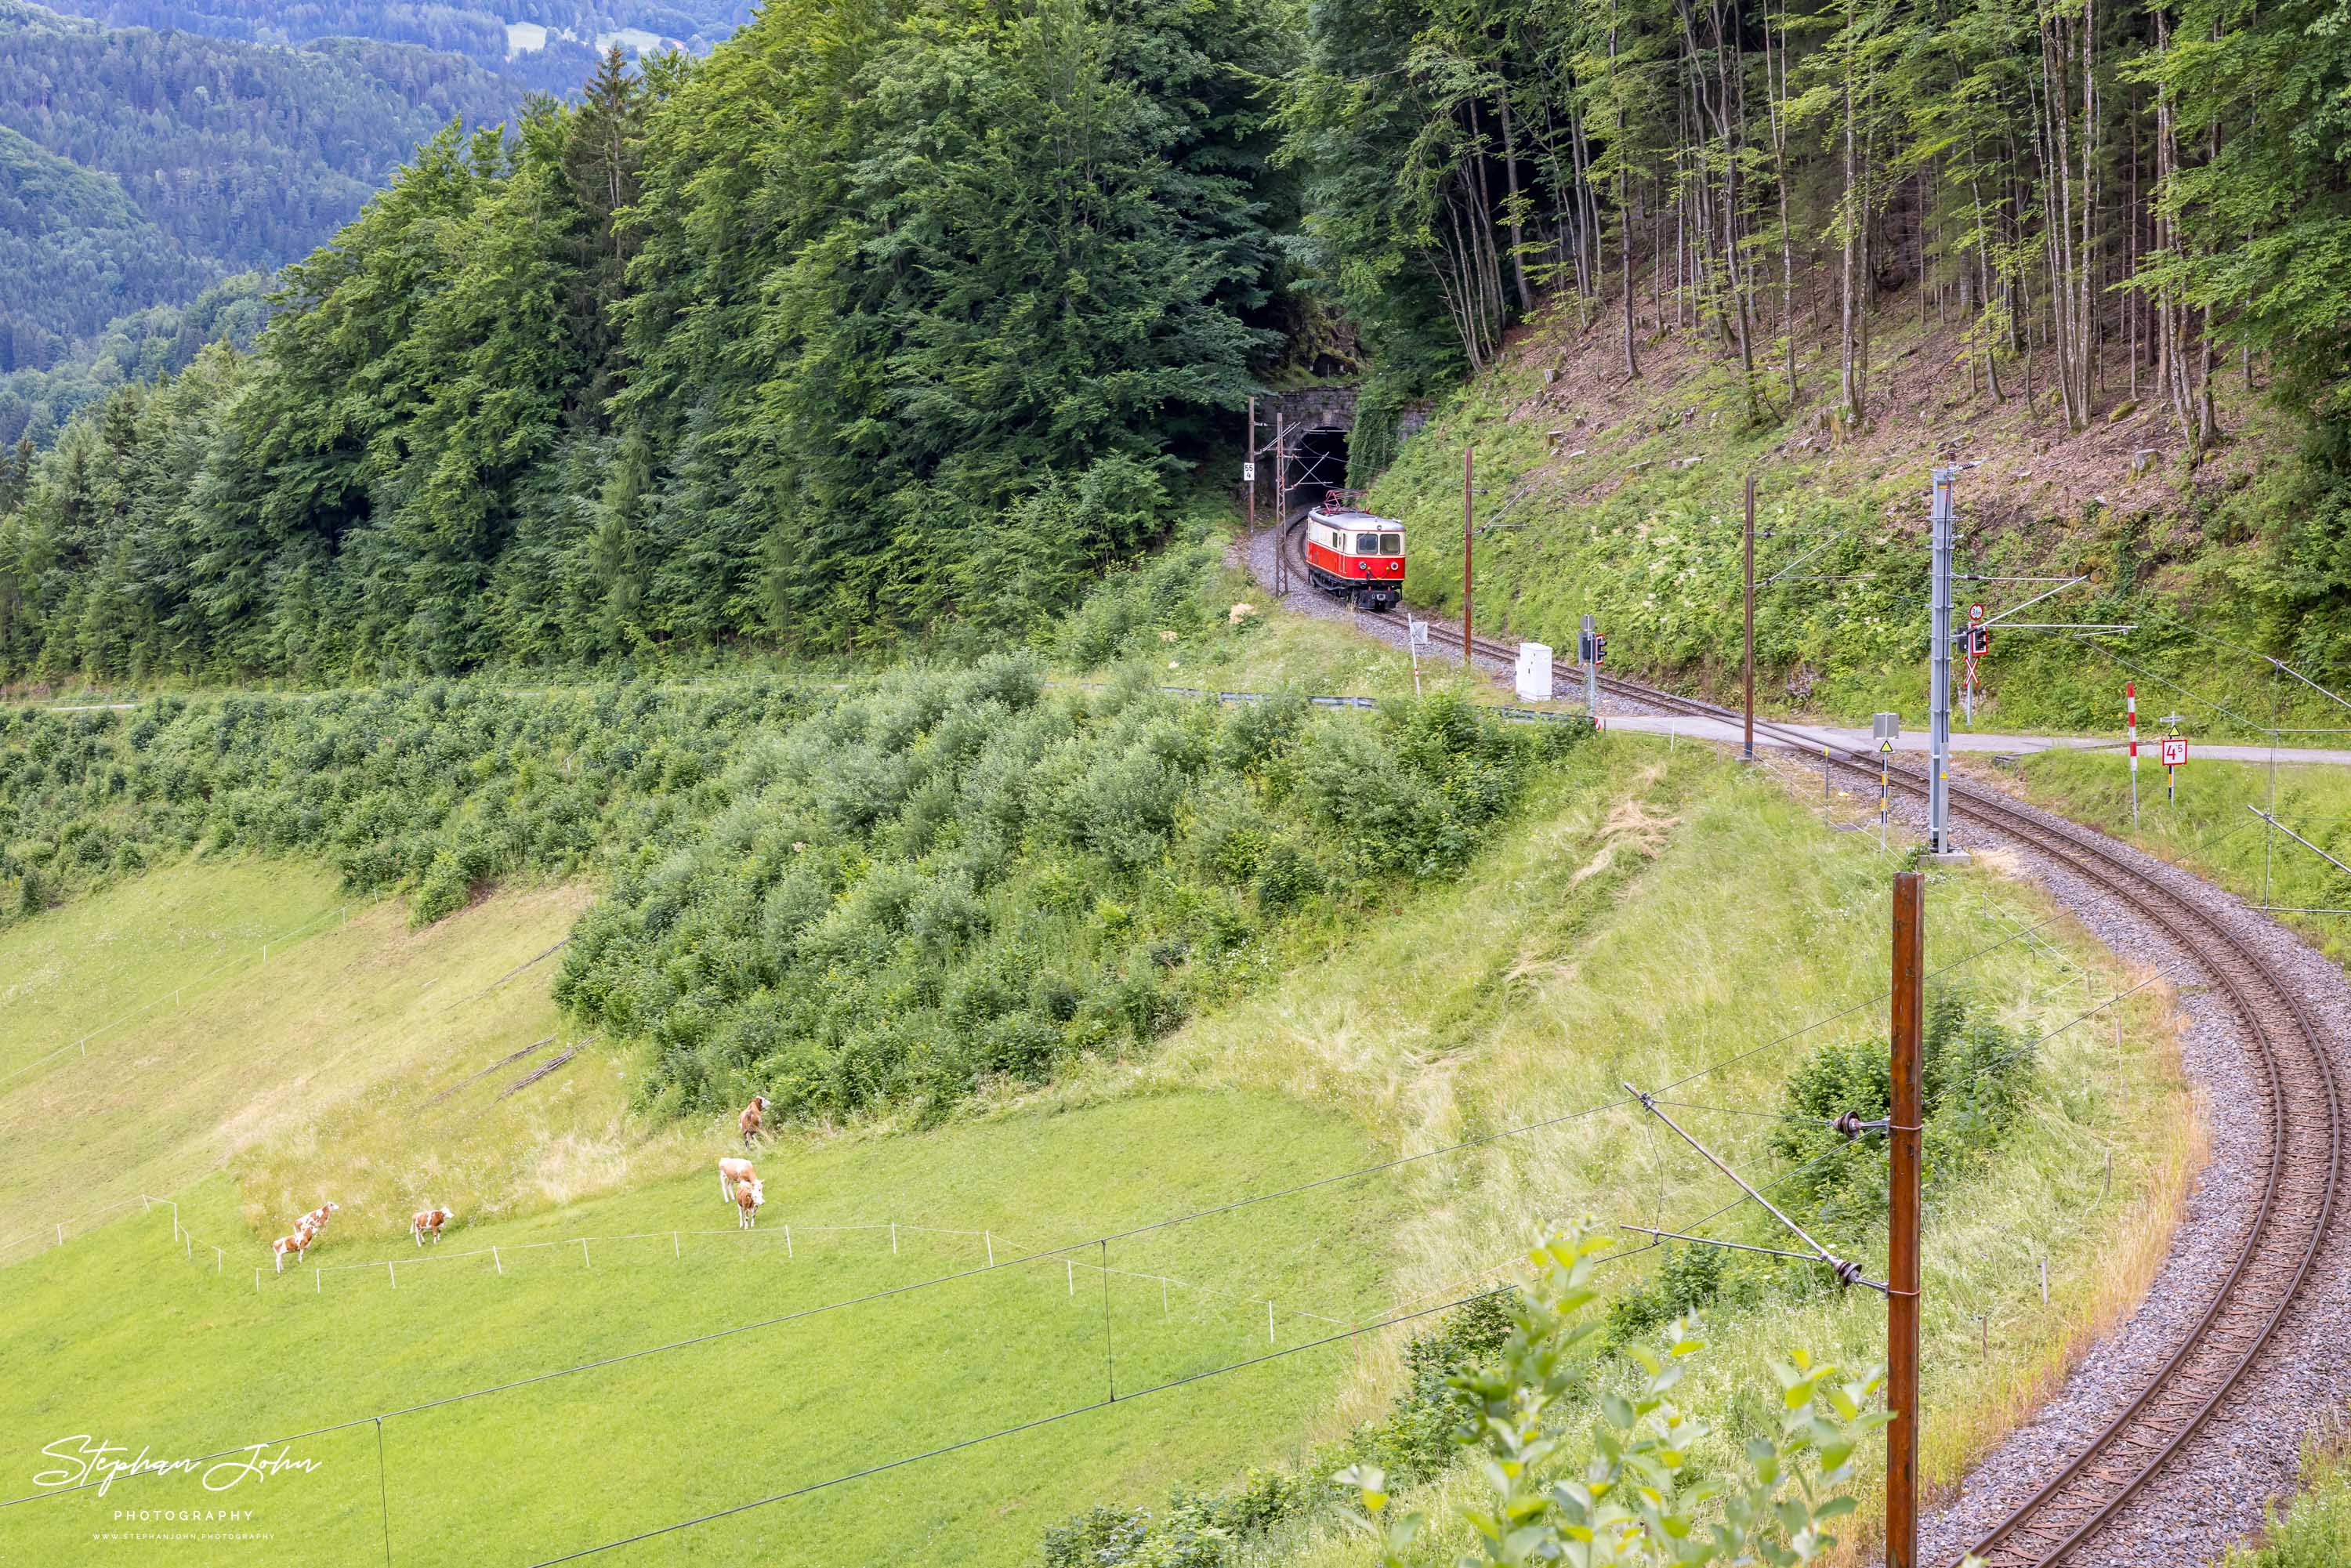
top-left (1046, 734), bottom-right (2194, 1561)
top-left (2000, 750), bottom-right (2351, 966)
top-left (0, 868), bottom-right (589, 1251)
top-left (0, 1094), bottom-right (1389, 1566)
top-left (1, 731), bottom-right (2194, 1567)
top-left (0, 858), bottom-right (342, 1081)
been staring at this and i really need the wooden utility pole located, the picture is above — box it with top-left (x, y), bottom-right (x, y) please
top-left (1273, 412), bottom-right (1288, 597)
top-left (1743, 474), bottom-right (1757, 761)
top-left (1462, 444), bottom-right (1475, 663)
top-left (1888, 870), bottom-right (1925, 1568)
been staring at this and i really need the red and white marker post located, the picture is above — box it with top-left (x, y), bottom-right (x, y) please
top-left (2126, 681), bottom-right (2139, 829)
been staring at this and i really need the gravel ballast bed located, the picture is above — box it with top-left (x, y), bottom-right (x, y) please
top-left (1888, 776), bottom-right (2351, 1567)
top-left (1241, 523), bottom-right (2351, 1560)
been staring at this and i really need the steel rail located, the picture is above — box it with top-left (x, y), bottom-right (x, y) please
top-left (1583, 678), bottom-right (2342, 1566)
top-left (1257, 522), bottom-right (2340, 1562)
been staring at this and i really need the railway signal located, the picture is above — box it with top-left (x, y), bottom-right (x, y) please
top-left (1926, 468), bottom-right (1964, 857)
top-left (2161, 726), bottom-right (2188, 806)
top-left (2126, 681), bottom-right (2139, 829)
top-left (1578, 614), bottom-right (1599, 716)
top-left (1873, 712), bottom-right (1899, 851)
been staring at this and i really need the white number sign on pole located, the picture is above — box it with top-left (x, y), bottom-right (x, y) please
top-left (1241, 462), bottom-right (1255, 483)
top-left (1514, 641), bottom-right (1553, 703)
top-left (2161, 737), bottom-right (2188, 767)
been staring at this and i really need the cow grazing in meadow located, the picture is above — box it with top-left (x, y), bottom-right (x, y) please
top-left (299, 1202), bottom-right (340, 1236)
top-left (718, 1158), bottom-right (757, 1207)
top-left (272, 1227), bottom-right (314, 1273)
top-left (738, 1095), bottom-right (769, 1147)
top-left (734, 1179), bottom-right (764, 1229)
top-left (411, 1207), bottom-right (455, 1246)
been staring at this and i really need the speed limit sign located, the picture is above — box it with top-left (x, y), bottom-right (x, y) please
top-left (1969, 603), bottom-right (1985, 624)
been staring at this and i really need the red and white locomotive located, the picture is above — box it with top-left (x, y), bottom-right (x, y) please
top-left (1302, 491), bottom-right (1405, 611)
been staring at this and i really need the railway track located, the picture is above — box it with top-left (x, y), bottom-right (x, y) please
top-left (1626, 687), bottom-right (2342, 1567)
top-left (1269, 514), bottom-right (2344, 1564)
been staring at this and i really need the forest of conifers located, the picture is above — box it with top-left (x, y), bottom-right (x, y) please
top-left (0, 0), bottom-right (525, 365)
top-left (0, 0), bottom-right (2344, 681)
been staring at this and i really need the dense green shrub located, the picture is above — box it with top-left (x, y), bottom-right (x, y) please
top-left (0, 679), bottom-right (817, 926)
top-left (1770, 989), bottom-right (2038, 1237)
top-left (1035, 1294), bottom-right (1511, 1567)
top-left (558, 663), bottom-right (1575, 1120)
top-left (0, 644), bottom-right (1576, 1124)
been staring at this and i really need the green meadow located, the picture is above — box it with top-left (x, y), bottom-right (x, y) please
top-left (2, 730), bottom-right (2197, 1566)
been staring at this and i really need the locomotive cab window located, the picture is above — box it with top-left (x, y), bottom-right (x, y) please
top-left (1356, 533), bottom-right (1378, 553)
top-left (1379, 532), bottom-right (1402, 555)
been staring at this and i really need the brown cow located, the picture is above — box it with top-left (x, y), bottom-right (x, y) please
top-left (411, 1207), bottom-right (455, 1247)
top-left (737, 1095), bottom-right (769, 1148)
top-left (734, 1179), bottom-right (765, 1229)
top-left (298, 1201), bottom-right (340, 1236)
top-left (718, 1157), bottom-right (757, 1207)
top-left (271, 1226), bottom-right (314, 1273)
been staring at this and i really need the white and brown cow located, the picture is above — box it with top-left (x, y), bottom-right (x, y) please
top-left (298, 1201), bottom-right (340, 1237)
top-left (718, 1157), bottom-right (758, 1208)
top-left (734, 1178), bottom-right (765, 1229)
top-left (737, 1095), bottom-right (769, 1148)
top-left (271, 1226), bottom-right (315, 1273)
top-left (410, 1207), bottom-right (456, 1246)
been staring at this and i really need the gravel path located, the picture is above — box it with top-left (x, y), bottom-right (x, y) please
top-left (1243, 521), bottom-right (2351, 1563)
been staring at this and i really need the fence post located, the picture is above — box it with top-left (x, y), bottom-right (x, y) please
top-left (985, 1231), bottom-right (994, 1266)
top-left (891, 1222), bottom-right (898, 1255)
top-left (316, 1267), bottom-right (321, 1293)
top-left (1268, 1300), bottom-right (1276, 1344)
top-left (580, 1239), bottom-right (592, 1269)
top-left (494, 1247), bottom-right (503, 1276)
top-left (214, 1246), bottom-right (222, 1273)
top-left (672, 1232), bottom-right (679, 1258)
top-left (56, 1222), bottom-right (63, 1246)
top-left (388, 1262), bottom-right (397, 1289)
top-left (1067, 1258), bottom-right (1074, 1296)
top-left (784, 1225), bottom-right (792, 1259)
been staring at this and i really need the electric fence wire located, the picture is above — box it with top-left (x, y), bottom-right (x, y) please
top-left (529, 1130), bottom-right (1892, 1566)
top-left (0, 900), bottom-right (352, 1090)
top-left (1, 901), bottom-right (2078, 1519)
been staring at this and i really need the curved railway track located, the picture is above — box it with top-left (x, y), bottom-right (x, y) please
top-left (1270, 513), bottom-right (2344, 1565)
top-left (1603, 686), bottom-right (2343, 1567)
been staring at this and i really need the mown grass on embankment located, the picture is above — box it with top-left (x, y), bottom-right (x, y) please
top-left (0, 871), bottom-right (591, 1251)
top-left (1046, 733), bottom-right (2195, 1564)
top-left (0, 1093), bottom-right (1389, 1567)
top-left (2003, 750), bottom-right (2351, 966)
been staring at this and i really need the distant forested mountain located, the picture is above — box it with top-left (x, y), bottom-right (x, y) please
top-left (0, 272), bottom-right (269, 446)
top-left (0, 0), bottom-right (526, 370)
top-left (30, 0), bottom-right (754, 91)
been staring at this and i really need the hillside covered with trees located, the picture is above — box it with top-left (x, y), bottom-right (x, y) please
top-left (33, 0), bottom-right (756, 92)
top-left (0, 0), bottom-right (525, 370)
top-left (0, 0), bottom-right (2344, 683)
